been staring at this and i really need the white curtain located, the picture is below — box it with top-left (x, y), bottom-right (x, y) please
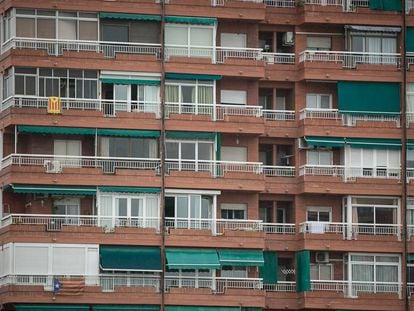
top-left (165, 85), bottom-right (179, 103)
top-left (407, 84), bottom-right (414, 113)
top-left (148, 139), bottom-right (158, 158)
top-left (352, 264), bottom-right (374, 282)
top-left (99, 195), bottom-right (113, 228)
top-left (145, 196), bottom-right (159, 228)
top-left (366, 37), bottom-right (381, 64)
top-left (100, 137), bottom-right (110, 157)
top-left (198, 86), bottom-right (213, 105)
top-left (376, 265), bottom-right (398, 283)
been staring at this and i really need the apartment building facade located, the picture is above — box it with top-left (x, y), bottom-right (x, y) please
top-left (0, 0), bottom-right (413, 310)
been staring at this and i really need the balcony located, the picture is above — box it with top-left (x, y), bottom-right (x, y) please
top-left (299, 50), bottom-right (401, 69)
top-left (303, 0), bottom-right (369, 10)
top-left (300, 108), bottom-right (400, 127)
top-left (211, 0), bottom-right (296, 7)
top-left (299, 165), bottom-right (401, 180)
top-left (310, 280), bottom-right (401, 297)
top-left (408, 53), bottom-right (414, 69)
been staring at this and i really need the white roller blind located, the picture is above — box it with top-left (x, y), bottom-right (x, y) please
top-left (221, 146), bottom-right (247, 162)
top-left (221, 33), bottom-right (246, 48)
top-left (86, 247), bottom-right (99, 276)
top-left (388, 150), bottom-right (400, 167)
top-left (58, 19), bottom-right (77, 40)
top-left (165, 25), bottom-right (188, 45)
top-left (220, 90), bottom-right (247, 105)
top-left (15, 245), bottom-right (48, 274)
top-left (307, 36), bottom-right (331, 50)
top-left (190, 27), bottom-right (213, 46)
top-left (52, 246), bottom-right (85, 275)
top-left (220, 203), bottom-right (247, 210)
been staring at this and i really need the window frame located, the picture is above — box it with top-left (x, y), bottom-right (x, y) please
top-left (305, 93), bottom-right (333, 110)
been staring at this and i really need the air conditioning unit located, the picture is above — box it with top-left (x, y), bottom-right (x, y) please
top-left (315, 252), bottom-right (329, 263)
top-left (44, 160), bottom-right (62, 174)
top-left (282, 32), bottom-right (294, 46)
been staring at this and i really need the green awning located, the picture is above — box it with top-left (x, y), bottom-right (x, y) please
top-left (165, 248), bottom-right (220, 269)
top-left (93, 306), bottom-right (160, 311)
top-left (100, 78), bottom-right (160, 85)
top-left (408, 140), bottom-right (414, 149)
top-left (9, 184), bottom-right (96, 195)
top-left (218, 249), bottom-right (264, 267)
top-left (304, 136), bottom-right (345, 148)
top-left (338, 81), bottom-right (400, 115)
top-left (165, 73), bottom-right (222, 81)
top-left (100, 246), bottom-right (161, 271)
top-left (369, 0), bottom-right (402, 11)
top-left (408, 28), bottom-right (414, 52)
top-left (347, 138), bottom-right (401, 149)
top-left (165, 308), bottom-right (243, 311)
top-left (165, 16), bottom-right (217, 25)
top-left (99, 12), bottom-right (161, 21)
top-left (15, 305), bottom-right (89, 311)
top-left (98, 186), bottom-right (161, 193)
top-left (296, 250), bottom-right (310, 292)
top-left (259, 251), bottom-right (278, 284)
top-left (18, 125), bottom-right (95, 135)
top-left (166, 131), bottom-right (216, 140)
top-left (97, 129), bottom-right (160, 138)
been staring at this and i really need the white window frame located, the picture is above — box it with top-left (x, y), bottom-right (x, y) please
top-left (166, 139), bottom-right (215, 170)
top-left (305, 93), bottom-right (332, 109)
top-left (348, 196), bottom-right (400, 226)
top-left (307, 149), bottom-right (333, 166)
top-left (306, 206), bottom-right (332, 222)
top-left (310, 263), bottom-right (333, 280)
top-left (165, 79), bottom-right (215, 107)
top-left (220, 203), bottom-right (247, 220)
top-left (306, 36), bottom-right (332, 51)
top-left (166, 269), bottom-right (215, 289)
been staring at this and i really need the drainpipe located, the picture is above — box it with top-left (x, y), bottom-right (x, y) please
top-left (159, 0), bottom-right (166, 310)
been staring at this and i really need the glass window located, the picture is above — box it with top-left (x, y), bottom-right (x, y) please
top-left (166, 142), bottom-right (179, 159)
top-left (16, 17), bottom-right (35, 37)
top-left (165, 25), bottom-right (188, 45)
top-left (79, 21), bottom-right (98, 40)
top-left (190, 27), bottom-right (213, 46)
top-left (37, 18), bottom-right (56, 38)
top-left (102, 24), bottom-right (129, 42)
top-left (58, 19), bottom-right (77, 39)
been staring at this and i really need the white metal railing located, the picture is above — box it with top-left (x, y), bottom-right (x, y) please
top-left (263, 281), bottom-right (296, 292)
top-left (407, 113), bottom-right (414, 126)
top-left (0, 274), bottom-right (160, 292)
top-left (408, 225), bottom-right (414, 239)
top-left (343, 113), bottom-right (400, 127)
top-left (299, 165), bottom-right (344, 177)
top-left (408, 283), bottom-right (414, 295)
top-left (2, 37), bottom-right (161, 58)
top-left (216, 104), bottom-right (262, 119)
top-left (0, 214), bottom-right (160, 231)
top-left (265, 0), bottom-right (296, 7)
top-left (407, 53), bottom-right (414, 68)
top-left (262, 52), bottom-right (295, 64)
top-left (165, 45), bottom-right (214, 60)
top-left (300, 221), bottom-right (401, 238)
top-left (263, 165), bottom-right (295, 177)
top-left (299, 108), bottom-right (342, 120)
top-left (303, 0), bottom-right (370, 10)
top-left (1, 95), bottom-right (161, 117)
top-left (407, 0), bottom-right (414, 13)
top-left (310, 280), bottom-right (347, 292)
top-left (263, 109), bottom-right (295, 121)
top-left (1, 154), bottom-right (161, 174)
top-left (165, 103), bottom-right (214, 118)
top-left (304, 0), bottom-right (342, 5)
top-left (216, 47), bottom-right (262, 63)
top-left (262, 223), bottom-right (296, 234)
top-left (216, 219), bottom-right (263, 234)
top-left (299, 50), bottom-right (401, 68)
top-left (311, 280), bottom-right (401, 296)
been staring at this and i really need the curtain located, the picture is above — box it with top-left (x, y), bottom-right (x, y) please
top-left (165, 85), bottom-right (179, 103)
top-left (407, 84), bottom-right (414, 113)
top-left (145, 85), bottom-right (160, 103)
top-left (79, 21), bottom-right (98, 41)
top-left (198, 86), bottom-right (213, 105)
top-left (100, 137), bottom-right (110, 157)
top-left (352, 264), bottom-right (374, 282)
top-left (148, 139), bottom-right (158, 158)
top-left (145, 196), bottom-right (159, 228)
top-left (99, 195), bottom-right (113, 228)
top-left (16, 17), bottom-right (35, 37)
top-left (376, 265), bottom-right (398, 283)
top-left (366, 37), bottom-right (381, 64)
top-left (58, 19), bottom-right (77, 40)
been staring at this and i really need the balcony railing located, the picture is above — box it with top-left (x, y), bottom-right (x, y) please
top-left (263, 281), bottom-right (296, 292)
top-left (216, 104), bottom-right (262, 119)
top-left (0, 274), bottom-right (160, 292)
top-left (216, 46), bottom-right (262, 63)
top-left (263, 165), bottom-right (295, 177)
top-left (311, 280), bottom-right (401, 297)
top-left (299, 50), bottom-right (401, 68)
top-left (262, 109), bottom-right (295, 121)
top-left (2, 37), bottom-right (162, 58)
top-left (300, 221), bottom-right (401, 238)
top-left (2, 95), bottom-right (161, 117)
top-left (299, 108), bottom-right (342, 120)
top-left (0, 214), bottom-right (160, 231)
top-left (406, 0), bottom-right (414, 13)
top-left (262, 223), bottom-right (296, 234)
top-left (299, 165), bottom-right (401, 180)
top-left (164, 276), bottom-right (262, 293)
top-left (1, 153), bottom-right (161, 174)
top-left (407, 53), bottom-right (414, 67)
top-left (262, 52), bottom-right (295, 64)
top-left (265, 0), bottom-right (296, 7)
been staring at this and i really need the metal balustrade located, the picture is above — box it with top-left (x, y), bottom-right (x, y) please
top-left (216, 104), bottom-right (262, 119)
top-left (1, 154), bottom-right (161, 174)
top-left (343, 113), bottom-right (400, 127)
top-left (216, 47), bottom-right (262, 63)
top-left (407, 113), bottom-right (414, 126)
top-left (408, 0), bottom-right (414, 12)
top-left (2, 37), bottom-right (162, 58)
top-left (264, 0), bottom-right (296, 7)
top-left (264, 281), bottom-right (296, 292)
top-left (299, 50), bottom-right (401, 68)
top-left (300, 222), bottom-right (346, 234)
top-left (262, 109), bottom-right (295, 121)
top-left (310, 280), bottom-right (401, 296)
top-left (165, 103), bottom-right (214, 118)
top-left (299, 108), bottom-right (342, 120)
top-left (0, 274), bottom-right (160, 292)
top-left (263, 165), bottom-right (295, 177)
top-left (303, 0), bottom-right (370, 10)
top-left (262, 223), bottom-right (296, 234)
top-left (407, 53), bottom-right (414, 67)
top-left (299, 165), bottom-right (345, 177)
top-left (310, 280), bottom-right (347, 292)
top-left (299, 165), bottom-right (401, 180)
top-left (262, 52), bottom-right (295, 64)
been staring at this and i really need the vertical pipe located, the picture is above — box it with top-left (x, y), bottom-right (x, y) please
top-left (159, 1), bottom-right (166, 310)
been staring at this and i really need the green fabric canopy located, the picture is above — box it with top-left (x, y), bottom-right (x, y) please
top-left (259, 251), bottom-right (278, 284)
top-left (346, 138), bottom-right (401, 149)
top-left (9, 184), bottom-right (96, 195)
top-left (408, 140), bottom-right (414, 150)
top-left (99, 12), bottom-right (161, 21)
top-left (98, 186), bottom-right (160, 193)
top-left (15, 305), bottom-right (89, 311)
top-left (165, 73), bottom-right (222, 81)
top-left (165, 16), bottom-right (217, 25)
top-left (408, 28), bottom-right (414, 52)
top-left (18, 125), bottom-right (95, 135)
top-left (166, 131), bottom-right (216, 140)
top-left (165, 248), bottom-right (220, 269)
top-left (165, 308), bottom-right (261, 311)
top-left (369, 0), bottom-right (402, 11)
top-left (97, 129), bottom-right (160, 138)
top-left (100, 246), bottom-right (161, 271)
top-left (296, 250), bottom-right (310, 292)
top-left (93, 306), bottom-right (160, 311)
top-left (218, 249), bottom-right (264, 267)
top-left (100, 78), bottom-right (160, 85)
top-left (304, 136), bottom-right (345, 147)
top-left (337, 81), bottom-right (400, 115)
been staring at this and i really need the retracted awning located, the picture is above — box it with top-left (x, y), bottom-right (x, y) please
top-left (93, 305), bottom-right (160, 311)
top-left (165, 248), bottom-right (220, 269)
top-left (98, 187), bottom-right (161, 193)
top-left (165, 73), bottom-right (222, 81)
top-left (166, 131), bottom-right (216, 140)
top-left (165, 16), bottom-right (217, 25)
top-left (99, 12), bottom-right (161, 21)
top-left (165, 308), bottom-right (245, 311)
top-left (15, 305), bottom-right (90, 311)
top-left (8, 184), bottom-right (96, 195)
top-left (218, 249), bottom-right (264, 267)
top-left (97, 129), bottom-right (160, 138)
top-left (347, 25), bottom-right (401, 33)
top-left (407, 140), bottom-right (414, 150)
top-left (18, 125), bottom-right (95, 135)
top-left (346, 138), bottom-right (401, 149)
top-left (100, 78), bottom-right (160, 85)
top-left (304, 137), bottom-right (346, 148)
top-left (100, 246), bottom-right (161, 272)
